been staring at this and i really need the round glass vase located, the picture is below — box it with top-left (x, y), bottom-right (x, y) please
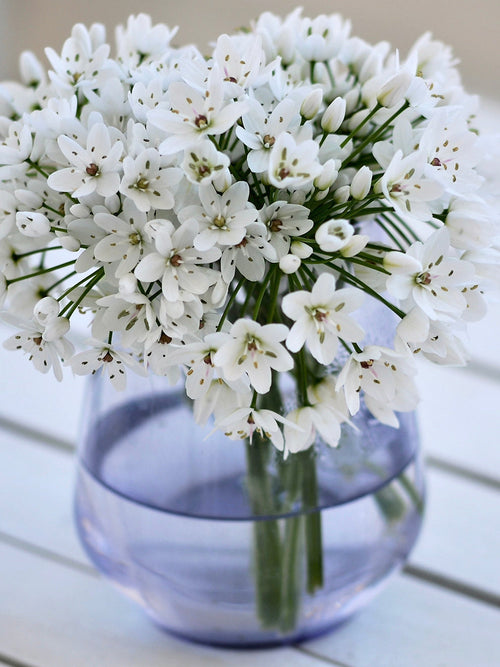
top-left (74, 370), bottom-right (425, 648)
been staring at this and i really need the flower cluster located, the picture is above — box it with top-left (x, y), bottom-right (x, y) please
top-left (0, 11), bottom-right (498, 456)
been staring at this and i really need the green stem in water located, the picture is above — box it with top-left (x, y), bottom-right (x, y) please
top-left (300, 449), bottom-right (324, 594)
top-left (245, 438), bottom-right (283, 628)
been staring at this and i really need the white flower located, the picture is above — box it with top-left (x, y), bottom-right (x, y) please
top-left (268, 132), bottom-right (322, 189)
top-left (0, 122), bottom-right (33, 164)
top-left (216, 407), bottom-right (289, 451)
top-left (282, 273), bottom-right (365, 365)
top-left (119, 148), bottom-right (181, 212)
top-left (236, 97), bottom-right (301, 173)
top-left (375, 149), bottom-right (443, 223)
top-left (220, 221), bottom-right (276, 282)
top-left (259, 201), bottom-right (313, 259)
top-left (336, 345), bottom-right (419, 427)
top-left (445, 197), bottom-right (498, 251)
top-left (213, 319), bottom-right (293, 394)
top-left (150, 68), bottom-right (248, 155)
top-left (16, 211), bottom-right (51, 238)
top-left (193, 378), bottom-right (252, 426)
top-left (396, 306), bottom-right (468, 365)
top-left (93, 201), bottom-right (152, 278)
top-left (385, 228), bottom-right (475, 321)
top-left (134, 219), bottom-right (220, 315)
top-left (296, 13), bottom-right (350, 61)
top-left (181, 140), bottom-right (231, 186)
top-left (3, 315), bottom-right (74, 381)
top-left (68, 341), bottom-right (146, 390)
top-left (180, 181), bottom-right (258, 252)
top-left (315, 219), bottom-right (354, 253)
top-left (48, 123), bottom-right (123, 198)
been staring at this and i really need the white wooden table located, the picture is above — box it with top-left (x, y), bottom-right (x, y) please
top-left (1, 104), bottom-right (499, 667)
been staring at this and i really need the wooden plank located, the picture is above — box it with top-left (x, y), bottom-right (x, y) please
top-left (0, 325), bottom-right (83, 445)
top-left (304, 575), bottom-right (500, 667)
top-left (0, 542), bottom-right (325, 667)
top-left (417, 363), bottom-right (500, 479)
top-left (466, 301), bottom-right (500, 374)
top-left (409, 468), bottom-right (500, 596)
top-left (0, 430), bottom-right (85, 565)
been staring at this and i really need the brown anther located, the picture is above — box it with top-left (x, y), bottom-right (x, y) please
top-left (360, 360), bottom-right (374, 369)
top-left (102, 351), bottom-right (114, 363)
top-left (86, 163), bottom-right (99, 176)
top-left (263, 134), bottom-right (275, 148)
top-left (225, 76), bottom-right (238, 84)
top-left (159, 332), bottom-right (172, 344)
top-left (203, 353), bottom-right (212, 365)
top-left (33, 336), bottom-right (42, 346)
top-left (170, 253), bottom-right (182, 267)
top-left (430, 157), bottom-right (442, 167)
top-left (390, 183), bottom-right (402, 193)
top-left (269, 219), bottom-right (283, 233)
top-left (416, 271), bottom-right (432, 286)
top-left (314, 309), bottom-right (328, 322)
top-left (198, 165), bottom-right (211, 176)
top-left (247, 414), bottom-right (255, 425)
top-left (279, 167), bottom-right (291, 180)
top-left (247, 341), bottom-right (258, 352)
top-left (235, 237), bottom-right (248, 248)
top-left (194, 114), bottom-right (208, 128)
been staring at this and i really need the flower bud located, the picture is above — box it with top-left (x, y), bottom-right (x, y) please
top-left (350, 166), bottom-right (373, 200)
top-left (43, 316), bottom-right (70, 342)
top-left (315, 219), bottom-right (354, 252)
top-left (59, 235), bottom-right (81, 252)
top-left (314, 159), bottom-right (339, 190)
top-left (34, 296), bottom-right (59, 325)
top-left (279, 254), bottom-right (301, 274)
top-left (344, 88), bottom-right (360, 116)
top-left (16, 211), bottom-right (51, 237)
top-left (321, 97), bottom-right (346, 133)
top-left (377, 70), bottom-right (412, 108)
top-left (340, 234), bottom-right (370, 257)
top-left (300, 88), bottom-right (323, 120)
top-left (19, 51), bottom-right (45, 86)
top-left (290, 241), bottom-right (313, 259)
top-left (314, 188), bottom-right (329, 201)
top-left (333, 185), bottom-right (351, 204)
top-left (119, 273), bottom-right (137, 295)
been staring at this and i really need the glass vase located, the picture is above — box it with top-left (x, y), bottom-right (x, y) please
top-left (74, 369), bottom-right (425, 648)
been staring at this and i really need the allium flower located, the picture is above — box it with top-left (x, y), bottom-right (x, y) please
top-left (385, 228), bottom-right (476, 321)
top-left (134, 219), bottom-right (220, 315)
top-left (150, 68), bottom-right (248, 155)
top-left (337, 345), bottom-right (419, 427)
top-left (282, 273), bottom-right (365, 365)
top-left (48, 122), bottom-right (123, 198)
top-left (119, 148), bottom-right (181, 212)
top-left (68, 340), bottom-right (146, 390)
top-left (213, 319), bottom-right (293, 394)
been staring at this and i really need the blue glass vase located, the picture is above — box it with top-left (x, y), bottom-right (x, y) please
top-left (74, 368), bottom-right (424, 648)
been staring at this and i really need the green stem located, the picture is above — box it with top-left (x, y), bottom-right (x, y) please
top-left (245, 438), bottom-right (283, 628)
top-left (6, 260), bottom-right (75, 285)
top-left (340, 103), bottom-right (382, 149)
top-left (300, 450), bottom-right (324, 594)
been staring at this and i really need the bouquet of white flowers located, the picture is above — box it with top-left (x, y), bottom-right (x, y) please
top-left (0, 10), bottom-right (498, 635)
